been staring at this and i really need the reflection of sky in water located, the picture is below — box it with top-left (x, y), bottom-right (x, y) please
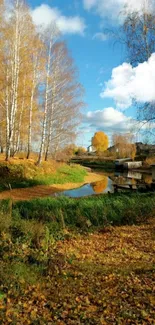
top-left (58, 178), bottom-right (113, 198)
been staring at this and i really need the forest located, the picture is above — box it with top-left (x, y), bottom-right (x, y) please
top-left (0, 0), bottom-right (84, 163)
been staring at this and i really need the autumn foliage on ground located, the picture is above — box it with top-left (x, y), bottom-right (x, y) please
top-left (0, 196), bottom-right (154, 324)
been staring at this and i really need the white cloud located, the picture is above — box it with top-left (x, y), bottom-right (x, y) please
top-left (84, 0), bottom-right (99, 10)
top-left (83, 0), bottom-right (154, 23)
top-left (85, 107), bottom-right (133, 131)
top-left (31, 4), bottom-right (86, 35)
top-left (101, 53), bottom-right (155, 109)
top-left (92, 32), bottom-right (108, 41)
top-left (84, 107), bottom-right (155, 132)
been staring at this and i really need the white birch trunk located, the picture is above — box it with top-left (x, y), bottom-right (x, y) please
top-left (15, 76), bottom-right (26, 154)
top-left (5, 67), bottom-right (10, 160)
top-left (37, 40), bottom-right (52, 165)
top-left (6, 0), bottom-right (20, 159)
top-left (27, 57), bottom-right (37, 159)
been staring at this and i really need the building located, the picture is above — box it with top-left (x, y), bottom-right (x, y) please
top-left (87, 145), bottom-right (96, 153)
top-left (108, 143), bottom-right (119, 153)
top-left (136, 142), bottom-right (155, 155)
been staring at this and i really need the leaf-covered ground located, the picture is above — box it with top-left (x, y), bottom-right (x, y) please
top-left (0, 218), bottom-right (155, 324)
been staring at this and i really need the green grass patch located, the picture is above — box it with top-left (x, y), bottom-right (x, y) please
top-left (0, 163), bottom-right (87, 191)
top-left (11, 192), bottom-right (155, 233)
top-left (34, 165), bottom-right (87, 185)
top-left (0, 192), bottom-right (154, 249)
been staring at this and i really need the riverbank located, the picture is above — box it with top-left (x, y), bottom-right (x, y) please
top-left (0, 171), bottom-right (104, 201)
top-left (0, 197), bottom-right (154, 324)
top-left (71, 157), bottom-right (115, 170)
top-left (0, 159), bottom-right (89, 192)
top-left (71, 156), bottom-right (154, 173)
top-left (0, 192), bottom-right (154, 237)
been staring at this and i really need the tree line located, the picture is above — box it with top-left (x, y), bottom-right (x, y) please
top-left (91, 131), bottom-right (136, 159)
top-left (0, 0), bottom-right (84, 163)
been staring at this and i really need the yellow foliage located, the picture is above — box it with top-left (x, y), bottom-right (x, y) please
top-left (145, 156), bottom-right (155, 166)
top-left (143, 174), bottom-right (152, 184)
top-left (92, 177), bottom-right (108, 193)
top-left (92, 131), bottom-right (108, 153)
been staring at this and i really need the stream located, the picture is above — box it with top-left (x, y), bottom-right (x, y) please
top-left (56, 170), bottom-right (153, 198)
top-left (0, 170), bottom-right (153, 201)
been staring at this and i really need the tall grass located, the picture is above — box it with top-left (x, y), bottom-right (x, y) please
top-left (13, 192), bottom-right (155, 229)
top-left (0, 192), bottom-right (154, 246)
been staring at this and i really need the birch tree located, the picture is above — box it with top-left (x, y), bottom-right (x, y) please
top-left (37, 25), bottom-right (59, 165)
top-left (26, 35), bottom-right (45, 159)
top-left (44, 41), bottom-right (84, 160)
top-left (0, 0), bottom-right (85, 160)
top-left (2, 0), bottom-right (37, 160)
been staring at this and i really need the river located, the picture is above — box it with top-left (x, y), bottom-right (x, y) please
top-left (0, 170), bottom-right (153, 201)
top-left (56, 170), bottom-right (153, 198)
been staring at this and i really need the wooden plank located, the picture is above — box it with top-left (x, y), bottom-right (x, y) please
top-left (123, 161), bottom-right (142, 169)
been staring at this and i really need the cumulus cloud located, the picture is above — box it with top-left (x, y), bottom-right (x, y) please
top-left (92, 32), bottom-right (108, 41)
top-left (84, 107), bottom-right (155, 132)
top-left (31, 4), bottom-right (86, 35)
top-left (84, 107), bottom-right (133, 131)
top-left (83, 0), bottom-right (154, 23)
top-left (101, 53), bottom-right (155, 109)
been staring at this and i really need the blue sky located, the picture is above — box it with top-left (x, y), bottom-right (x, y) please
top-left (29, 0), bottom-right (155, 147)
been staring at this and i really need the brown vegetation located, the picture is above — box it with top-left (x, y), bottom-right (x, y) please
top-left (0, 217), bottom-right (154, 324)
top-left (112, 133), bottom-right (136, 159)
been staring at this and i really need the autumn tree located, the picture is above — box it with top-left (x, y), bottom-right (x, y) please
top-left (36, 25), bottom-right (59, 165)
top-left (75, 146), bottom-right (86, 156)
top-left (54, 144), bottom-right (77, 162)
top-left (0, 0), bottom-right (41, 160)
top-left (37, 39), bottom-right (84, 163)
top-left (26, 34), bottom-right (45, 159)
top-left (46, 41), bottom-right (84, 161)
top-left (113, 133), bottom-right (136, 159)
top-left (92, 131), bottom-right (109, 153)
top-left (0, 0), bottom-right (85, 161)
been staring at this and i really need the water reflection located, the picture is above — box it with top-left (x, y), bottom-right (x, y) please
top-left (143, 174), bottom-right (152, 184)
top-left (112, 171), bottom-right (153, 186)
top-left (91, 177), bottom-right (108, 194)
top-left (58, 176), bottom-right (112, 198)
top-left (57, 170), bottom-right (154, 198)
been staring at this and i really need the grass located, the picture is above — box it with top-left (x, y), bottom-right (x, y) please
top-left (12, 192), bottom-right (155, 230)
top-left (0, 161), bottom-right (87, 191)
top-left (35, 165), bottom-right (87, 185)
top-left (0, 192), bottom-right (154, 246)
